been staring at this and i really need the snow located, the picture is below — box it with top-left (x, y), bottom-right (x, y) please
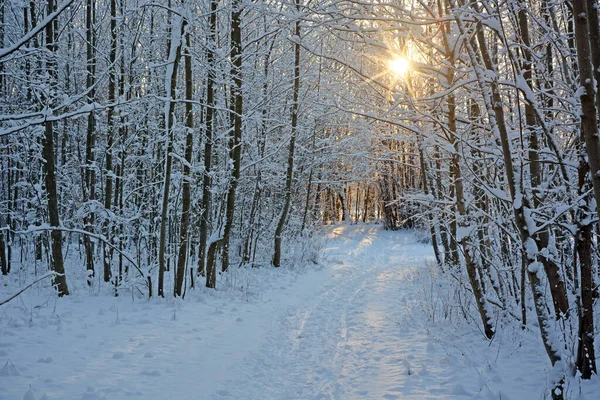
top-left (481, 18), bottom-right (501, 33)
top-left (2, 225), bottom-right (599, 399)
top-left (456, 225), bottom-right (475, 241)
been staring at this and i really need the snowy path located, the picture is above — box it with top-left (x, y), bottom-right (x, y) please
top-left (3, 224), bottom-right (558, 399)
top-left (218, 225), bottom-right (444, 400)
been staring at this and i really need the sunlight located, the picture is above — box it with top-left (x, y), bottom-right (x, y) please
top-left (388, 57), bottom-right (410, 77)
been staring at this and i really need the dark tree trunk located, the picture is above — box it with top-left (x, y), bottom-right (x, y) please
top-left (44, 0), bottom-right (68, 296)
top-left (83, 0), bottom-right (96, 284)
top-left (220, 0), bottom-right (244, 273)
top-left (175, 17), bottom-right (193, 297)
top-left (274, 0), bottom-right (301, 267)
top-left (103, 0), bottom-right (118, 284)
top-left (158, 18), bottom-right (184, 297)
top-left (200, 0), bottom-right (217, 288)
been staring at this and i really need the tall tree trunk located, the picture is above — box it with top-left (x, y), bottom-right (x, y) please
top-left (0, 5), bottom-right (6, 275)
top-left (103, 0), bottom-right (118, 284)
top-left (157, 17), bottom-right (184, 297)
top-left (44, 0), bottom-right (68, 296)
top-left (575, 141), bottom-right (596, 378)
top-left (175, 15), bottom-right (193, 297)
top-left (516, 0), bottom-right (569, 320)
top-left (273, 1), bottom-right (301, 267)
top-left (448, 78), bottom-right (493, 338)
top-left (585, 0), bottom-right (600, 119)
top-left (439, 5), bottom-right (493, 336)
top-left (243, 37), bottom-right (272, 262)
top-left (0, 217), bottom-right (7, 275)
top-left (213, 0), bottom-right (243, 274)
top-left (572, 0), bottom-right (599, 379)
top-left (200, 0), bottom-right (217, 288)
top-left (83, 0), bottom-right (96, 284)
top-left (418, 137), bottom-right (441, 265)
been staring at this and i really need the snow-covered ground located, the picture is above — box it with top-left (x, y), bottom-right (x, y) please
top-left (2, 224), bottom-right (599, 399)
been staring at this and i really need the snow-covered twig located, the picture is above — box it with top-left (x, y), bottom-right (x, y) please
top-left (0, 272), bottom-right (57, 307)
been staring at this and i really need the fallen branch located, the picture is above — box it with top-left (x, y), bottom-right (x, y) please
top-left (0, 272), bottom-right (56, 307)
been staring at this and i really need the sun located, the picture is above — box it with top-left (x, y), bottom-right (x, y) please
top-left (388, 57), bottom-right (410, 76)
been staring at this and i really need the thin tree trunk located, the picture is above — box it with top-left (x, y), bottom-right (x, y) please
top-left (175, 16), bottom-right (193, 297)
top-left (438, 5), bottom-right (493, 336)
top-left (449, 84), bottom-right (493, 338)
top-left (200, 0), bottom-right (217, 287)
top-left (0, 217), bottom-right (7, 275)
top-left (585, 0), bottom-right (600, 119)
top-left (572, 0), bottom-right (599, 379)
top-left (157, 17), bottom-right (184, 297)
top-left (102, 0), bottom-right (118, 284)
top-left (418, 135), bottom-right (441, 265)
top-left (44, 0), bottom-right (68, 296)
top-left (575, 142), bottom-right (596, 378)
top-left (83, 0), bottom-right (96, 284)
top-left (516, 0), bottom-right (569, 320)
top-left (219, 0), bottom-right (244, 273)
top-left (274, 1), bottom-right (301, 267)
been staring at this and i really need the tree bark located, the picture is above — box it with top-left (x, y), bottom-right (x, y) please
top-left (175, 16), bottom-right (193, 297)
top-left (572, 0), bottom-right (599, 378)
top-left (44, 0), bottom-right (69, 296)
top-left (83, 0), bottom-right (96, 284)
top-left (220, 0), bottom-right (244, 273)
top-left (103, 0), bottom-right (118, 284)
top-left (199, 0), bottom-right (217, 287)
top-left (515, 0), bottom-right (569, 320)
top-left (158, 17), bottom-right (183, 297)
top-left (274, 0), bottom-right (301, 267)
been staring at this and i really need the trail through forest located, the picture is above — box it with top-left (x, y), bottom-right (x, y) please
top-left (1, 225), bottom-right (592, 399)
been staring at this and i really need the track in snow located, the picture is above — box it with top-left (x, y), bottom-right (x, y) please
top-left (214, 224), bottom-right (446, 400)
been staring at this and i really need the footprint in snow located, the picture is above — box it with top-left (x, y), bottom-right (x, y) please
top-left (0, 359), bottom-right (21, 376)
top-left (403, 359), bottom-right (412, 375)
top-left (23, 388), bottom-right (37, 400)
top-left (426, 341), bottom-right (436, 352)
top-left (451, 384), bottom-right (471, 396)
top-left (80, 386), bottom-right (106, 400)
top-left (143, 352), bottom-right (154, 358)
top-left (141, 369), bottom-right (161, 377)
top-left (37, 357), bottom-right (54, 364)
top-left (215, 389), bottom-right (231, 397)
top-left (112, 351), bottom-right (125, 359)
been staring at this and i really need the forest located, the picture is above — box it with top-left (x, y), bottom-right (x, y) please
top-left (1, 0), bottom-right (600, 399)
